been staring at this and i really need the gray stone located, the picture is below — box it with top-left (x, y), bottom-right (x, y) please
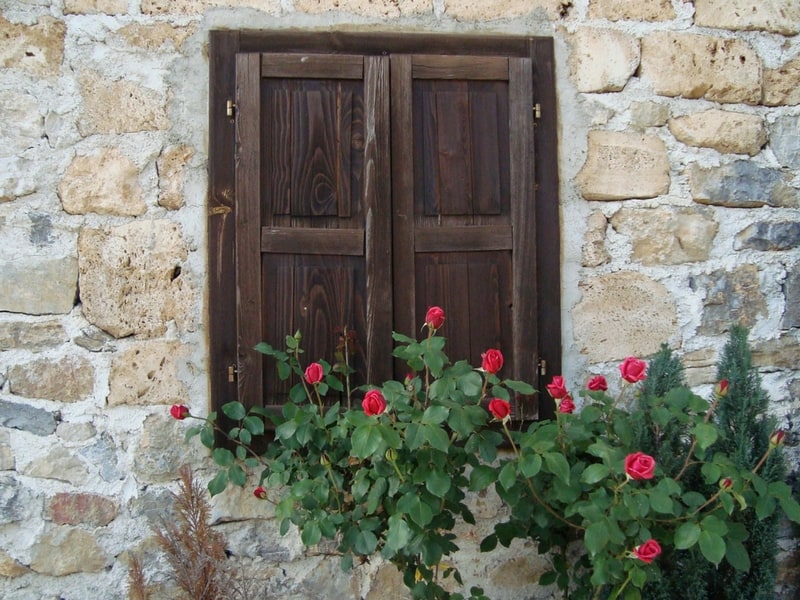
top-left (693, 264), bottom-right (767, 334)
top-left (688, 161), bottom-right (798, 208)
top-left (784, 269), bottom-right (800, 330)
top-left (79, 432), bottom-right (124, 482)
top-left (56, 421), bottom-right (96, 443)
top-left (630, 101), bottom-right (669, 128)
top-left (0, 157), bottom-right (38, 201)
top-left (30, 527), bottom-right (109, 575)
top-left (73, 326), bottom-right (115, 352)
top-left (769, 114), bottom-right (800, 170)
top-left (0, 256), bottom-right (77, 315)
top-left (0, 474), bottom-right (41, 524)
top-left (29, 212), bottom-right (54, 246)
top-left (25, 447), bottom-right (90, 485)
top-left (133, 415), bottom-right (198, 483)
top-left (8, 355), bottom-right (94, 403)
top-left (130, 486), bottom-right (179, 523)
top-left (0, 399), bottom-right (58, 436)
top-left (216, 519), bottom-right (296, 561)
top-left (0, 90), bottom-right (44, 159)
top-left (0, 320), bottom-right (68, 351)
top-left (734, 222), bottom-right (800, 251)
top-left (0, 430), bottom-right (14, 470)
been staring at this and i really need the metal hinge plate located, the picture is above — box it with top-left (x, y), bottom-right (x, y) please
top-left (226, 99), bottom-right (236, 119)
top-left (533, 103), bottom-right (542, 119)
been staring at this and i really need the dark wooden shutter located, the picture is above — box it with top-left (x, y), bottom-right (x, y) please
top-left (234, 53), bottom-right (392, 410)
top-left (391, 54), bottom-right (538, 419)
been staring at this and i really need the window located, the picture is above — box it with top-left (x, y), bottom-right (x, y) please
top-left (208, 31), bottom-right (561, 422)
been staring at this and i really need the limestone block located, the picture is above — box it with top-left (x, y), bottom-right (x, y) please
top-left (366, 564), bottom-right (409, 600)
top-left (588, 0), bottom-right (675, 21)
top-left (734, 222), bottom-right (800, 251)
top-left (211, 481), bottom-right (277, 523)
top-left (572, 271), bottom-right (678, 362)
top-left (569, 28), bottom-right (640, 93)
top-left (107, 341), bottom-right (189, 406)
top-left (444, 0), bottom-right (563, 20)
top-left (143, 0), bottom-right (281, 13)
top-left (610, 207), bottom-right (718, 265)
top-left (0, 90), bottom-right (44, 159)
top-left (59, 148), bottom-right (146, 216)
top-left (47, 492), bottom-right (119, 526)
top-left (216, 519), bottom-right (299, 562)
top-left (64, 0), bottom-right (128, 13)
top-left (581, 210), bottom-right (610, 267)
top-left (0, 256), bottom-right (77, 315)
top-left (56, 421), bottom-right (96, 443)
top-left (630, 101), bottom-right (670, 129)
top-left (78, 220), bottom-right (194, 338)
top-left (688, 161), bottom-right (798, 208)
top-left (0, 399), bottom-right (58, 436)
top-left (0, 320), bottom-right (68, 351)
top-left (78, 70), bottom-right (169, 135)
top-left (0, 157), bottom-right (38, 201)
top-left (0, 432), bottom-right (13, 470)
top-left (118, 22), bottom-right (195, 51)
top-left (753, 335), bottom-right (800, 370)
top-left (73, 326), bottom-right (115, 352)
top-left (157, 144), bottom-right (194, 210)
top-left (24, 447), bottom-right (90, 485)
top-left (763, 56), bottom-right (800, 106)
top-left (8, 355), bottom-right (94, 403)
top-left (0, 550), bottom-right (28, 578)
top-left (668, 110), bottom-right (766, 156)
top-left (0, 475), bottom-right (40, 524)
top-left (769, 114), bottom-right (800, 169)
top-left (640, 32), bottom-right (762, 105)
top-left (30, 527), bottom-right (109, 575)
top-left (784, 270), bottom-right (800, 330)
top-left (0, 15), bottom-right (65, 77)
top-left (694, 264), bottom-right (767, 334)
top-left (577, 131), bottom-right (670, 201)
top-left (133, 414), bottom-right (199, 483)
top-left (295, 0), bottom-right (427, 17)
top-left (682, 347), bottom-right (718, 387)
top-left (695, 0), bottom-right (800, 36)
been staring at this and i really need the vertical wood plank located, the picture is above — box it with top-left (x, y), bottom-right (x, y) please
top-left (470, 88), bottom-right (502, 216)
top-left (436, 88), bottom-right (473, 216)
top-left (415, 81), bottom-right (440, 218)
top-left (337, 85), bottom-right (353, 219)
top-left (264, 81), bottom-right (292, 216)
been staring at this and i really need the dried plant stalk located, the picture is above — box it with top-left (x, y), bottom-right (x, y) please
top-left (128, 552), bottom-right (149, 600)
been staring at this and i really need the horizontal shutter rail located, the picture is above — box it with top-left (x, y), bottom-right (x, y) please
top-left (411, 55), bottom-right (509, 80)
top-left (261, 53), bottom-right (364, 79)
top-left (414, 225), bottom-right (512, 253)
top-left (262, 227), bottom-right (365, 255)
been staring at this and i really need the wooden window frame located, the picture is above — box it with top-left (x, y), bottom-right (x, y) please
top-left (208, 30), bottom-right (561, 421)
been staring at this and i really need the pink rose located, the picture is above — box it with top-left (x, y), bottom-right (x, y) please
top-left (558, 395), bottom-right (575, 414)
top-left (170, 404), bottom-right (190, 420)
top-left (253, 486), bottom-right (267, 500)
top-left (619, 357), bottom-right (647, 383)
top-left (425, 306), bottom-right (445, 330)
top-left (624, 452), bottom-right (656, 480)
top-left (546, 376), bottom-right (568, 400)
top-left (488, 398), bottom-right (511, 421)
top-left (587, 375), bottom-right (608, 392)
top-left (481, 349), bottom-right (504, 375)
top-left (362, 389), bottom-right (387, 416)
top-left (633, 539), bottom-right (661, 564)
top-left (304, 362), bottom-right (324, 385)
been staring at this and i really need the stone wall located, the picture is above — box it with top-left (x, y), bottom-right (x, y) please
top-left (0, 0), bottom-right (798, 598)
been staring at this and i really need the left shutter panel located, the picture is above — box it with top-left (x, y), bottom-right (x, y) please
top-left (234, 53), bottom-right (392, 412)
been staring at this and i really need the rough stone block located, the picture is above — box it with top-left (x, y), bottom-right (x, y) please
top-left (444, 0), bottom-right (562, 20)
top-left (581, 210), bottom-right (610, 267)
top-left (693, 264), bottom-right (767, 334)
top-left (365, 564), bottom-right (409, 600)
top-left (784, 270), bottom-right (800, 330)
top-left (295, 0), bottom-right (427, 17)
top-left (668, 109), bottom-right (766, 156)
top-left (769, 114), bottom-right (800, 169)
top-left (79, 432), bottom-right (124, 482)
top-left (157, 144), bottom-right (194, 210)
top-left (118, 22), bottom-right (195, 51)
top-left (78, 220), bottom-right (194, 338)
top-left (610, 207), bottom-right (718, 265)
top-left (143, 0), bottom-right (281, 13)
top-left (108, 341), bottom-right (189, 406)
top-left (24, 447), bottom-right (90, 485)
top-left (0, 475), bottom-right (41, 524)
top-left (64, 0), bottom-right (128, 13)
top-left (577, 131), bottom-right (670, 200)
top-left (734, 222), bottom-right (800, 251)
top-left (133, 415), bottom-right (199, 483)
top-left (0, 399), bottom-right (58, 436)
top-left (572, 271), bottom-right (678, 362)
top-left (641, 32), bottom-right (761, 104)
top-left (682, 347), bottom-right (718, 387)
top-left (0, 157), bottom-right (38, 201)
top-left (0, 320), bottom-right (68, 351)
top-left (688, 160), bottom-right (798, 208)
top-left (695, 0), bottom-right (800, 35)
top-left (0, 90), bottom-right (44, 159)
top-left (753, 335), bottom-right (800, 370)
top-left (763, 56), bottom-right (800, 106)
top-left (0, 256), bottom-right (77, 315)
top-left (588, 0), bottom-right (675, 21)
top-left (8, 355), bottom-right (94, 403)
top-left (30, 527), bottom-right (108, 575)
top-left (59, 148), bottom-right (145, 216)
top-left (47, 492), bottom-right (119, 526)
top-left (0, 549), bottom-right (28, 578)
top-left (56, 421), bottom-right (96, 443)
top-left (569, 28), bottom-right (640, 93)
top-left (630, 101), bottom-right (670, 128)
top-left (0, 15), bottom-right (65, 77)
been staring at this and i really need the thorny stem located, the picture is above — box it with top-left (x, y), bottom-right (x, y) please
top-left (608, 571), bottom-right (633, 600)
top-left (675, 395), bottom-right (721, 481)
top-left (343, 325), bottom-right (352, 410)
top-left (323, 460), bottom-right (343, 512)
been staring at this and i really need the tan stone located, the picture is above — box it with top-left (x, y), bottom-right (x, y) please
top-left (0, 256), bottom-right (77, 315)
top-left (0, 90), bottom-right (44, 159)
top-left (641, 32), bottom-right (762, 105)
top-left (78, 70), bottom-right (169, 135)
top-left (444, 0), bottom-right (562, 20)
top-left (698, 264), bottom-right (767, 334)
top-left (0, 320), bottom-right (68, 351)
top-left (0, 15), bottom-right (65, 77)
top-left (47, 492), bottom-right (119, 526)
top-left (582, 210), bottom-right (610, 267)
top-left (118, 22), bottom-right (195, 51)
top-left (753, 335), bottom-right (800, 370)
top-left (569, 28), bottom-right (640, 93)
top-left (668, 109), bottom-right (766, 156)
top-left (211, 481), bottom-right (277, 523)
top-left (588, 0), bottom-right (675, 21)
top-left (577, 131), bottom-right (670, 201)
top-left (682, 347), bottom-right (718, 387)
top-left (0, 549), bottom-right (28, 578)
top-left (490, 556), bottom-right (548, 588)
top-left (78, 220), bottom-right (194, 338)
top-left (64, 0), bottom-right (128, 14)
top-left (695, 0), bottom-right (800, 36)
top-left (30, 527), bottom-right (108, 575)
top-left (610, 207), bottom-right (718, 265)
top-left (630, 101), bottom-right (670, 129)
top-left (143, 0), bottom-right (282, 13)
top-left (572, 271), bottom-right (678, 362)
top-left (108, 341), bottom-right (189, 406)
top-left (763, 56), bottom-right (800, 106)
top-left (59, 148), bottom-right (145, 216)
top-left (366, 563), bottom-right (410, 600)
top-left (9, 355), bottom-right (94, 403)
top-left (25, 448), bottom-right (90, 486)
top-left (158, 144), bottom-right (194, 210)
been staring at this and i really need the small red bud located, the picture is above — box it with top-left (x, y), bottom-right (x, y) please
top-left (253, 486), bottom-right (268, 500)
top-left (170, 404), bottom-right (190, 420)
top-left (769, 430), bottom-right (786, 447)
top-left (719, 477), bottom-right (733, 490)
top-left (714, 379), bottom-right (729, 397)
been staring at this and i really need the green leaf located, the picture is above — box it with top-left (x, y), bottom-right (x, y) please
top-left (504, 379), bottom-right (536, 395)
top-left (649, 490), bottom-right (674, 514)
top-left (538, 571), bottom-right (557, 586)
top-left (386, 514), bottom-right (411, 552)
top-left (693, 422), bottom-right (718, 451)
top-left (422, 405), bottom-right (449, 425)
top-left (426, 469), bottom-right (451, 498)
top-left (498, 462), bottom-right (517, 491)
top-left (519, 452), bottom-right (542, 478)
top-left (674, 522), bottom-right (701, 549)
top-left (480, 534), bottom-right (498, 552)
top-left (397, 492), bottom-right (434, 527)
top-left (208, 470), bottom-right (228, 496)
top-left (424, 424), bottom-right (451, 453)
top-left (212, 447), bottom-right (235, 467)
top-left (581, 463), bottom-right (610, 485)
top-left (242, 415), bottom-right (265, 436)
top-left (354, 529), bottom-right (378, 555)
top-left (228, 464), bottom-right (247, 487)
top-left (301, 522), bottom-right (322, 547)
top-left (275, 419), bottom-right (297, 440)
top-left (701, 514), bottom-right (728, 537)
top-left (701, 461), bottom-right (721, 484)
top-left (725, 539), bottom-right (751, 571)
top-left (584, 520), bottom-right (609, 554)
top-left (698, 530), bottom-right (726, 565)
top-left (200, 426), bottom-right (215, 449)
top-left (457, 371), bottom-right (483, 397)
top-left (544, 452), bottom-right (571, 485)
top-left (367, 477), bottom-right (388, 514)
top-left (184, 426), bottom-right (202, 442)
top-left (235, 444), bottom-right (247, 460)
top-left (778, 494), bottom-right (800, 524)
top-left (469, 465), bottom-right (497, 492)
top-left (222, 401), bottom-right (247, 421)
top-left (352, 424), bottom-right (383, 459)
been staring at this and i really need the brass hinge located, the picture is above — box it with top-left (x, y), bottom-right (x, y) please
top-left (228, 364), bottom-right (238, 383)
top-left (533, 103), bottom-right (542, 119)
top-left (538, 358), bottom-right (547, 376)
top-left (226, 99), bottom-right (236, 119)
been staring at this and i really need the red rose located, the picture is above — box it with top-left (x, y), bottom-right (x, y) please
top-left (304, 362), bottom-right (324, 385)
top-left (624, 452), bottom-right (656, 480)
top-left (170, 404), bottom-right (190, 420)
top-left (558, 395), bottom-right (575, 414)
top-left (714, 379), bottom-right (729, 397)
top-left (253, 486), bottom-right (267, 500)
top-left (425, 306), bottom-right (445, 330)
top-left (481, 349), bottom-right (504, 374)
top-left (362, 389), bottom-right (387, 416)
top-left (633, 539), bottom-right (661, 564)
top-left (488, 398), bottom-right (511, 421)
top-left (587, 375), bottom-right (608, 392)
top-left (546, 376), bottom-right (568, 400)
top-left (619, 357), bottom-right (647, 383)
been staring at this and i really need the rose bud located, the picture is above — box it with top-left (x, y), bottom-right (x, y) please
top-left (769, 430), bottom-right (786, 447)
top-left (253, 486), bottom-right (268, 500)
top-left (624, 452), bottom-right (656, 480)
top-left (304, 362), bottom-right (324, 385)
top-left (719, 477), bottom-right (733, 490)
top-left (632, 539), bottom-right (661, 564)
top-left (714, 379), bottom-right (729, 398)
top-left (425, 306), bottom-right (445, 330)
top-left (619, 357), bottom-right (647, 383)
top-left (546, 375), bottom-right (568, 400)
top-left (362, 389), bottom-right (387, 416)
top-left (587, 375), bottom-right (608, 392)
top-left (488, 398), bottom-right (511, 422)
top-left (481, 349), bottom-right (504, 375)
top-left (170, 404), bottom-right (190, 420)
top-left (558, 395), bottom-right (575, 414)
